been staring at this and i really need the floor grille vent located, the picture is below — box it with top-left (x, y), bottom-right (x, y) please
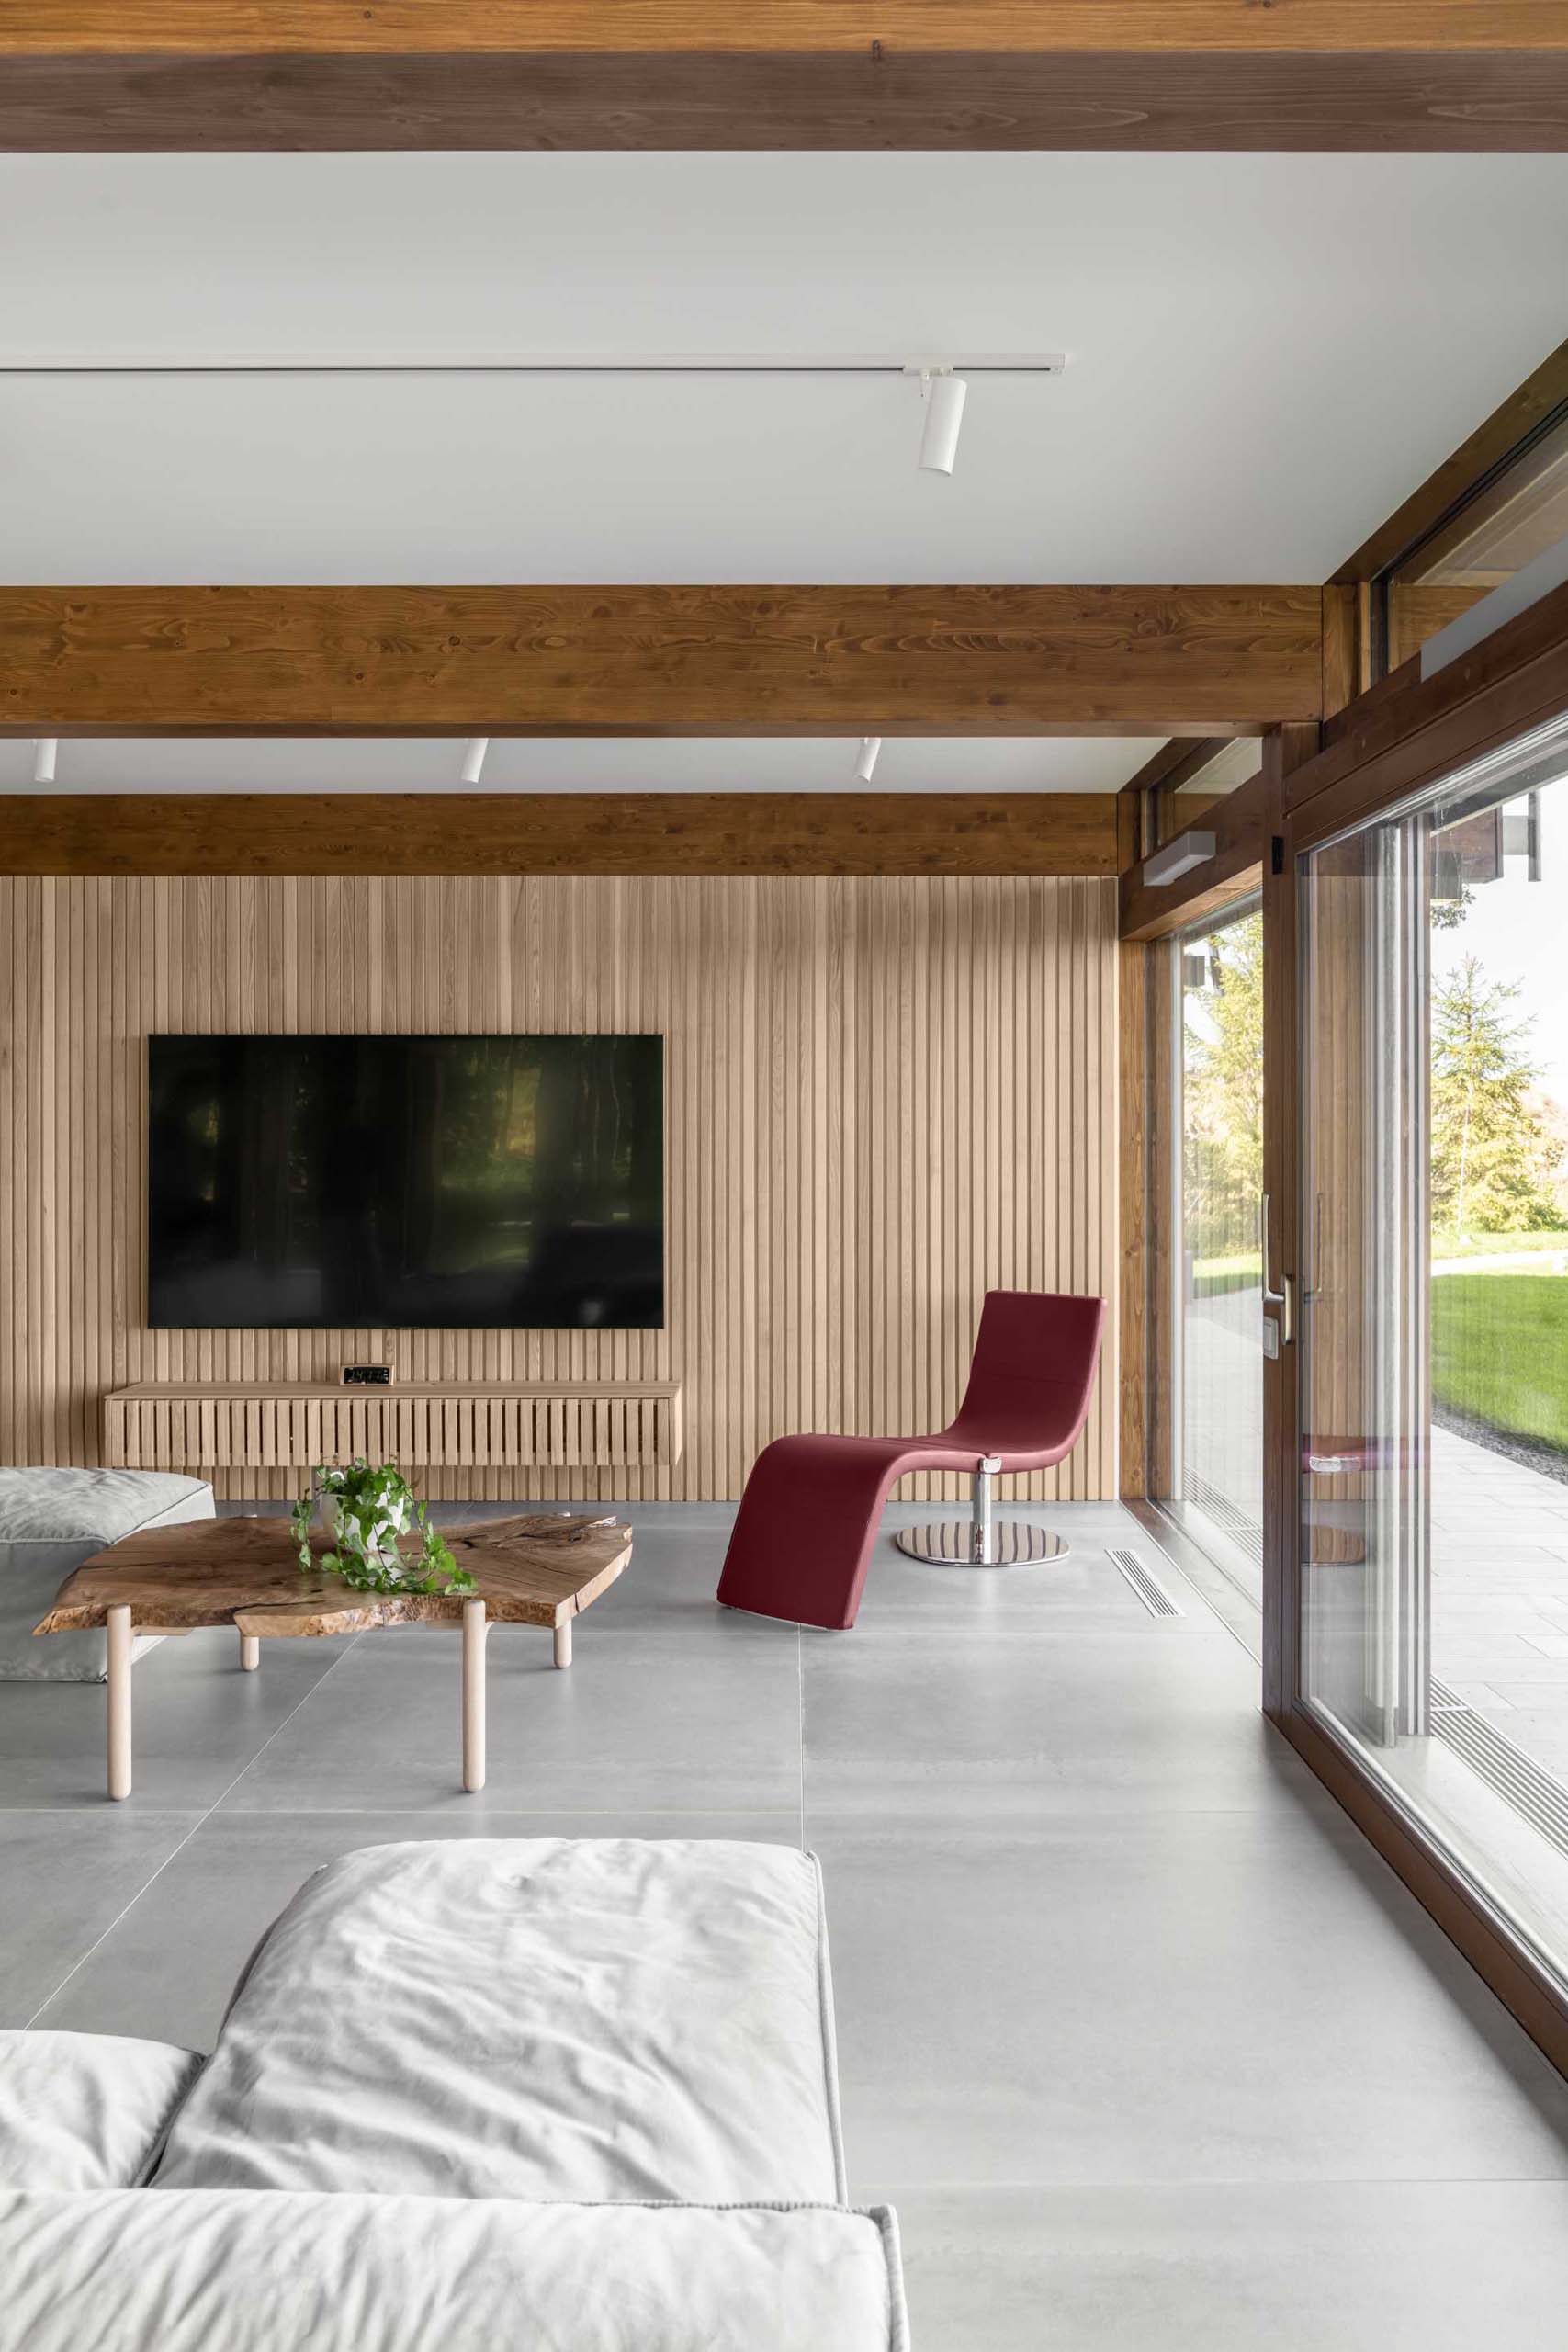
top-left (1109, 1547), bottom-right (1183, 1619)
top-left (1429, 1677), bottom-right (1568, 1862)
top-left (1179, 1468), bottom-right (1264, 1567)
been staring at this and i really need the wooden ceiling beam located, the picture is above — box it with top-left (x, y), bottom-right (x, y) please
top-left (1118, 765), bottom-right (1270, 941)
top-left (0, 583), bottom-right (1326, 739)
top-left (6, 6), bottom-right (1567, 152)
top-left (17, 6), bottom-right (1562, 54)
top-left (0, 791), bottom-right (1119, 877)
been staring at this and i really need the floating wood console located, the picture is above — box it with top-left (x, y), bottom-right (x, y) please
top-left (103, 1384), bottom-right (683, 1475)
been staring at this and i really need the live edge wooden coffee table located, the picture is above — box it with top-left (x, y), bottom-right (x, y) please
top-left (35, 1510), bottom-right (632, 1802)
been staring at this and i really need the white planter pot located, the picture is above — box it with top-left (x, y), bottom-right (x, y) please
top-left (320, 1490), bottom-right (414, 1568)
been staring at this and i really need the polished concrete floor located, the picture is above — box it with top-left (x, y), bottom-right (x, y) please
top-left (7, 1499), bottom-right (1568, 2347)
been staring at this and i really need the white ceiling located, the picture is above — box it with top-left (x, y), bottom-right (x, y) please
top-left (2, 152), bottom-right (1566, 591)
top-left (3, 153), bottom-right (1565, 797)
top-left (0, 736), bottom-right (1162, 796)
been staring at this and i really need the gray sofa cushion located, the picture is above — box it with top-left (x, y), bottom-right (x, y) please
top-left (0, 2190), bottom-right (908, 2352)
top-left (0, 2031), bottom-right (202, 2190)
top-left (156, 1838), bottom-right (848, 2206)
top-left (0, 1467), bottom-right (214, 1680)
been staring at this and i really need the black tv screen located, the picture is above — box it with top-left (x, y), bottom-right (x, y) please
top-left (147, 1034), bottom-right (663, 1330)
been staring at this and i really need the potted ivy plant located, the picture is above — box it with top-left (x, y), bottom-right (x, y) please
top-left (289, 1459), bottom-right (473, 1596)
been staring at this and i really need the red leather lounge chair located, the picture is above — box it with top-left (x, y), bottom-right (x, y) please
top-left (716, 1288), bottom-right (1105, 1630)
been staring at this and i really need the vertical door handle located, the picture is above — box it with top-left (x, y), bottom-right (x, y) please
top-left (1260, 1191), bottom-right (1293, 1345)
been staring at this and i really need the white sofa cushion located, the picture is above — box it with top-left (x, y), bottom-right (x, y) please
top-left (155, 1838), bottom-right (848, 2206)
top-left (1, 1467), bottom-right (215, 1681)
top-left (0, 2190), bottom-right (908, 2352)
top-left (0, 2030), bottom-right (201, 2190)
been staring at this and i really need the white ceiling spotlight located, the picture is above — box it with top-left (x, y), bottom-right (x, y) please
top-left (459, 737), bottom-right (489, 786)
top-left (854, 737), bottom-right (883, 783)
top-left (33, 738), bottom-right (58, 784)
top-left (914, 367), bottom-right (968, 476)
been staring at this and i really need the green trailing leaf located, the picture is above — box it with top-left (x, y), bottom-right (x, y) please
top-left (291, 1458), bottom-right (475, 1597)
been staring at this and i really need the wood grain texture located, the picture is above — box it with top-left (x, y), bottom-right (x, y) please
top-left (0, 793), bottom-right (1118, 879)
top-left (1261, 722), bottom-right (1319, 1720)
top-left (1289, 574), bottom-right (1568, 848)
top-left (1386, 581), bottom-right (1491, 673)
top-left (1118, 770), bottom-right (1269, 942)
top-left (14, 6), bottom-right (1562, 55)
top-left (1143, 938), bottom-right (1177, 1502)
top-left (6, 50), bottom-right (1567, 152)
top-left (1335, 335), bottom-right (1568, 583)
top-left (1117, 939), bottom-right (1148, 1499)
top-left (0, 873), bottom-right (1120, 1505)
top-left (37, 1509), bottom-right (630, 1634)
top-left (0, 585), bottom-right (1325, 738)
top-left (1321, 582), bottom-right (1360, 719)
top-left (103, 1382), bottom-right (683, 1471)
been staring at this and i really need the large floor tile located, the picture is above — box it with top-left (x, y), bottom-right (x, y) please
top-left (562, 1510), bottom-right (792, 1639)
top-left (34, 1807), bottom-right (801, 2050)
top-left (815, 1814), bottom-right (1568, 2188)
top-left (852, 1504), bottom-right (1211, 1638)
top-left (0, 1809), bottom-right (200, 2024)
top-left (0, 1629), bottom-right (356, 1810)
top-left (887, 2181), bottom-right (1568, 2352)
top-left (215, 1627), bottom-right (803, 1815)
top-left (803, 1625), bottom-right (1333, 1821)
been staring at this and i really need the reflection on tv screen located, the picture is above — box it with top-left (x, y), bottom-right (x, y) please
top-left (147, 1034), bottom-right (664, 1330)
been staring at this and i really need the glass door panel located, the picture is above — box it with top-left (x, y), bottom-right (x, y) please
top-left (1171, 900), bottom-right (1264, 1604)
top-left (1300, 825), bottom-right (1427, 1747)
top-left (1298, 710), bottom-right (1568, 1981)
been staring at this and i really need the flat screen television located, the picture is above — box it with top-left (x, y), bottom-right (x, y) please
top-left (147, 1034), bottom-right (663, 1330)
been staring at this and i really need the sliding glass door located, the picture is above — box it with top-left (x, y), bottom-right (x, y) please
top-left (1169, 900), bottom-right (1265, 1606)
top-left (1299, 710), bottom-right (1568, 1978)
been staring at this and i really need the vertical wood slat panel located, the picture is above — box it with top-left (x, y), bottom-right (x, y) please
top-left (0, 876), bottom-right (1117, 1501)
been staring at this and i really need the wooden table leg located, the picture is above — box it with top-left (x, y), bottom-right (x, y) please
top-left (462, 1597), bottom-right (487, 1792)
top-left (554, 1616), bottom-right (572, 1669)
top-left (240, 1633), bottom-right (260, 1672)
top-left (107, 1603), bottom-right (133, 1801)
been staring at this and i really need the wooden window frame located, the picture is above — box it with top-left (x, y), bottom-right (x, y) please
top-left (1262, 586), bottom-right (1568, 2078)
top-left (1334, 335), bottom-right (1568, 688)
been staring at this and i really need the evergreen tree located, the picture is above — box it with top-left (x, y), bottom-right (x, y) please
top-left (1430, 955), bottom-right (1566, 1233)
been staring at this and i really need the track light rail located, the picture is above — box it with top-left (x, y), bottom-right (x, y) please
top-left (0, 351), bottom-right (1067, 377)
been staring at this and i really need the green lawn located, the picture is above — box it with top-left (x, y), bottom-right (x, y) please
top-left (1430, 1273), bottom-right (1568, 1455)
top-left (1192, 1250), bottom-right (1261, 1299)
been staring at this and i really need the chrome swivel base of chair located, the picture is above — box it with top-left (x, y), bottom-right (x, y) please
top-left (893, 1520), bottom-right (1069, 1566)
top-left (892, 1455), bottom-right (1070, 1568)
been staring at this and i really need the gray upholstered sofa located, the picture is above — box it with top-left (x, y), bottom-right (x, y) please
top-left (0, 1466), bottom-right (214, 1680)
top-left (0, 1837), bottom-right (908, 2350)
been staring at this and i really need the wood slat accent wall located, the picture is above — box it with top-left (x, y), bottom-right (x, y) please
top-left (0, 874), bottom-right (1119, 1504)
